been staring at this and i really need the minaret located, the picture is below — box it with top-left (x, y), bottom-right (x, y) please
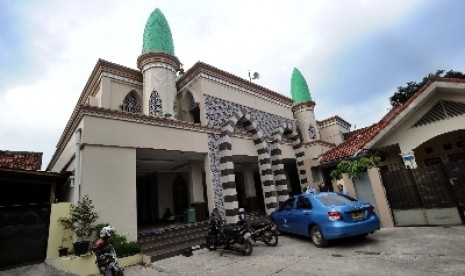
top-left (291, 68), bottom-right (320, 143)
top-left (137, 8), bottom-right (180, 117)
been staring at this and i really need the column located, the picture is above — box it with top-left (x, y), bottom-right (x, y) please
top-left (367, 167), bottom-right (395, 228)
top-left (243, 165), bottom-right (258, 212)
top-left (188, 160), bottom-right (206, 221)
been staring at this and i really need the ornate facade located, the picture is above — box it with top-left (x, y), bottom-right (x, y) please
top-left (48, 8), bottom-right (353, 240)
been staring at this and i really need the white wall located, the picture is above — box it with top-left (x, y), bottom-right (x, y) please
top-left (80, 145), bottom-right (138, 241)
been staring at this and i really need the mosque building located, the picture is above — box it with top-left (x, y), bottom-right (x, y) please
top-left (47, 8), bottom-right (361, 241)
top-left (43, 5), bottom-right (465, 240)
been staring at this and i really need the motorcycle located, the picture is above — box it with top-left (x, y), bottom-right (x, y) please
top-left (92, 226), bottom-right (124, 276)
top-left (206, 219), bottom-right (253, 256)
top-left (246, 219), bottom-right (279, 246)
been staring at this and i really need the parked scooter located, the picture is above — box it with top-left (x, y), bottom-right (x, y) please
top-left (237, 209), bottom-right (279, 246)
top-left (92, 226), bottom-right (124, 276)
top-left (206, 217), bottom-right (253, 256)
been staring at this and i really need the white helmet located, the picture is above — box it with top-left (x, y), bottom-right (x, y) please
top-left (100, 226), bottom-right (116, 238)
top-left (238, 208), bottom-right (246, 214)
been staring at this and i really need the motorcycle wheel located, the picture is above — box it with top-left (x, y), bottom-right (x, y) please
top-left (206, 238), bottom-right (216, 251)
top-left (263, 231), bottom-right (278, 246)
top-left (114, 267), bottom-right (124, 276)
top-left (103, 269), bottom-right (114, 276)
top-left (242, 241), bottom-right (253, 256)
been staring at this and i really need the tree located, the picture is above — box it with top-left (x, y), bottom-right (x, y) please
top-left (389, 70), bottom-right (465, 107)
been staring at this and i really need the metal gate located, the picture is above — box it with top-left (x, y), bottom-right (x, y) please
top-left (380, 160), bottom-right (465, 226)
top-left (0, 204), bottom-right (51, 270)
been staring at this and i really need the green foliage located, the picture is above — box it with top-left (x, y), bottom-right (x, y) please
top-left (389, 70), bottom-right (465, 107)
top-left (329, 170), bottom-right (342, 181)
top-left (58, 195), bottom-right (99, 242)
top-left (95, 223), bottom-right (141, 257)
top-left (330, 155), bottom-right (380, 180)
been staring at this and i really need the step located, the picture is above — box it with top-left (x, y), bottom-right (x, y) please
top-left (138, 224), bottom-right (207, 243)
top-left (141, 231), bottom-right (206, 252)
top-left (143, 240), bottom-right (206, 263)
top-left (138, 221), bottom-right (209, 263)
top-left (138, 222), bottom-right (208, 243)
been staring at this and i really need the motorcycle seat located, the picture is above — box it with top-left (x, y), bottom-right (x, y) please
top-left (223, 226), bottom-right (240, 235)
top-left (250, 221), bottom-right (268, 229)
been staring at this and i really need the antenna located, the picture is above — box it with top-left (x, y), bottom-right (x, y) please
top-left (248, 70), bottom-right (260, 82)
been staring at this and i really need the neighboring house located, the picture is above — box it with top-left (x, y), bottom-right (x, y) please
top-left (320, 77), bottom-right (465, 226)
top-left (46, 8), bottom-right (353, 241)
top-left (0, 151), bottom-right (69, 269)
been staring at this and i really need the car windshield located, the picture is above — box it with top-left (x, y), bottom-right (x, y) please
top-left (315, 193), bottom-right (356, 206)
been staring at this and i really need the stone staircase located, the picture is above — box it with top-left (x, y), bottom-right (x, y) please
top-left (138, 221), bottom-right (208, 264)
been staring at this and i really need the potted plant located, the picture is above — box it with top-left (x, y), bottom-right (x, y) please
top-left (58, 195), bottom-right (99, 256)
top-left (58, 243), bottom-right (69, 257)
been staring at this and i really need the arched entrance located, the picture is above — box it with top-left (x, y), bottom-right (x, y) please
top-left (270, 122), bottom-right (307, 205)
top-left (219, 110), bottom-right (278, 223)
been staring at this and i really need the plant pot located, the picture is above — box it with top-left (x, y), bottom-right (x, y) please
top-left (73, 241), bottom-right (90, 256)
top-left (58, 247), bottom-right (68, 257)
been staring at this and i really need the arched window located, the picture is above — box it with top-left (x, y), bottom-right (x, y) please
top-left (120, 92), bottom-right (141, 113)
top-left (188, 95), bottom-right (201, 124)
top-left (149, 90), bottom-right (163, 116)
top-left (308, 126), bottom-right (317, 140)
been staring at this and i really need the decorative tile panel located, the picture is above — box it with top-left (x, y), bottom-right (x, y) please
top-left (205, 95), bottom-right (294, 136)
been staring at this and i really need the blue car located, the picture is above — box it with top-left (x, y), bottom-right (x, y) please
top-left (270, 192), bottom-right (380, 247)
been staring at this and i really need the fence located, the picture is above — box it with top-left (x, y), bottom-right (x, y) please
top-left (380, 161), bottom-right (465, 226)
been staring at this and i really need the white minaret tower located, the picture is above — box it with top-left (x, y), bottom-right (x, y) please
top-left (137, 8), bottom-right (180, 117)
top-left (291, 68), bottom-right (320, 143)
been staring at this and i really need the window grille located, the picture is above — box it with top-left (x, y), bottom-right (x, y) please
top-left (149, 91), bottom-right (163, 116)
top-left (120, 92), bottom-right (141, 113)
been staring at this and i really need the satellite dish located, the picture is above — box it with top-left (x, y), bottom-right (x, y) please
top-left (248, 70), bottom-right (260, 82)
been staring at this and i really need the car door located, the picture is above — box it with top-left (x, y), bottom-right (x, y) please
top-left (272, 198), bottom-right (296, 234)
top-left (290, 196), bottom-right (314, 236)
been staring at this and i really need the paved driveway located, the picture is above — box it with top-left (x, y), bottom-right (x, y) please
top-left (2, 226), bottom-right (465, 276)
top-left (127, 226), bottom-right (465, 276)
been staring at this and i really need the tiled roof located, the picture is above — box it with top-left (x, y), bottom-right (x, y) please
top-left (0, 150), bottom-right (42, 171)
top-left (321, 77), bottom-right (465, 163)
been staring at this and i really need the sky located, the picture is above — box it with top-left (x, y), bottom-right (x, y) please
top-left (2, 0), bottom-right (465, 170)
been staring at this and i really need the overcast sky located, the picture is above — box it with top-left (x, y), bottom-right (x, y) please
top-left (2, 0), bottom-right (465, 169)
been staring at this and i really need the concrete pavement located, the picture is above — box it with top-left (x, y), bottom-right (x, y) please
top-left (2, 226), bottom-right (464, 275)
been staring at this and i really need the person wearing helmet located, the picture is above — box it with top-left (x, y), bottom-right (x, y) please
top-left (92, 225), bottom-right (124, 275)
top-left (237, 208), bottom-right (246, 225)
top-left (100, 226), bottom-right (116, 238)
top-left (93, 226), bottom-right (116, 253)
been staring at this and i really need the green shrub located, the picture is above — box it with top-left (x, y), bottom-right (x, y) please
top-left (94, 223), bottom-right (141, 257)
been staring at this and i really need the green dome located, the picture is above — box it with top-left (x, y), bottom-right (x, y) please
top-left (142, 8), bottom-right (175, 55)
top-left (291, 68), bottom-right (312, 104)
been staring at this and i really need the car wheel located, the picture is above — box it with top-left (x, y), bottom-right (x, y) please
top-left (310, 226), bottom-right (328, 248)
top-left (242, 241), bottom-right (253, 256)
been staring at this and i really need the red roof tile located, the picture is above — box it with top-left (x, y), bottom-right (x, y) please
top-left (321, 77), bottom-right (465, 162)
top-left (0, 150), bottom-right (42, 171)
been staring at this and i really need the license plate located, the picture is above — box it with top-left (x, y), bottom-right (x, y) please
top-left (351, 211), bottom-right (365, 220)
top-left (244, 232), bottom-right (251, 239)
